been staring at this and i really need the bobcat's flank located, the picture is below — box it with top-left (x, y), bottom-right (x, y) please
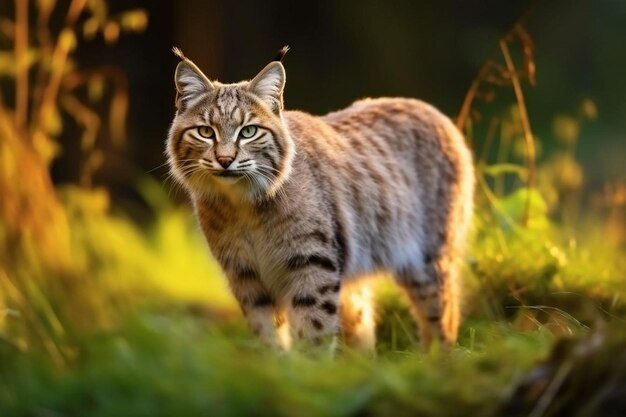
top-left (166, 47), bottom-right (474, 351)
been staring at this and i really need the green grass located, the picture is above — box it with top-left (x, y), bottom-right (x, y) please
top-left (1, 313), bottom-right (555, 417)
top-left (1, 181), bottom-right (625, 416)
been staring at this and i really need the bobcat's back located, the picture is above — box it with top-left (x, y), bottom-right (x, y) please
top-left (283, 97), bottom-right (474, 278)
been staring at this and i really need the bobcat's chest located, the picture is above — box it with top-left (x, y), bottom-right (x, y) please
top-left (202, 202), bottom-right (277, 262)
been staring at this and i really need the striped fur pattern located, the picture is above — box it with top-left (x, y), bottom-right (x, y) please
top-left (166, 49), bottom-right (474, 352)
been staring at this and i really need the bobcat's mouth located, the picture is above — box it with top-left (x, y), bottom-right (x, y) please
top-left (214, 170), bottom-right (245, 178)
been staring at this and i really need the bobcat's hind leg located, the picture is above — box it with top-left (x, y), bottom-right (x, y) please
top-left (395, 255), bottom-right (460, 350)
top-left (340, 277), bottom-right (376, 352)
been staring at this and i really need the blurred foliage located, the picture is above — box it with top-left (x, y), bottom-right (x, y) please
top-left (1, 180), bottom-right (234, 361)
top-left (0, 0), bottom-right (147, 182)
top-left (500, 324), bottom-right (626, 417)
top-left (0, 0), bottom-right (148, 365)
top-left (0, 1), bottom-right (625, 416)
top-left (0, 312), bottom-right (556, 417)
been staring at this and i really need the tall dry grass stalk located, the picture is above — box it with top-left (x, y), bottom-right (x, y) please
top-left (456, 3), bottom-right (539, 226)
top-left (0, 0), bottom-right (147, 261)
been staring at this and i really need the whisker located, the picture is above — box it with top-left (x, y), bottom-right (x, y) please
top-left (252, 164), bottom-right (291, 202)
top-left (148, 158), bottom-right (197, 174)
top-left (253, 169), bottom-right (274, 183)
top-left (162, 174), bottom-right (186, 200)
top-left (256, 164), bottom-right (281, 174)
top-left (251, 168), bottom-right (290, 203)
top-left (146, 161), bottom-right (171, 174)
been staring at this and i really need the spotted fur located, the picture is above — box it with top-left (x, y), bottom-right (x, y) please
top-left (166, 49), bottom-right (474, 352)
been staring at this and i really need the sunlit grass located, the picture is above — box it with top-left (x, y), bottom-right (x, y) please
top-left (59, 182), bottom-right (235, 318)
top-left (140, 180), bottom-right (234, 310)
top-left (1, 177), bottom-right (624, 416)
top-left (1, 312), bottom-right (555, 417)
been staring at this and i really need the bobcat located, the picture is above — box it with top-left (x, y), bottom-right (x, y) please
top-left (166, 47), bottom-right (474, 352)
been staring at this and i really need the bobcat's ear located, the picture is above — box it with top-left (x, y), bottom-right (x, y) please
top-left (248, 61), bottom-right (286, 114)
top-left (173, 48), bottom-right (213, 110)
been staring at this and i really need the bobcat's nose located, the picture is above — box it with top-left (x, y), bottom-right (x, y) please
top-left (216, 156), bottom-right (234, 169)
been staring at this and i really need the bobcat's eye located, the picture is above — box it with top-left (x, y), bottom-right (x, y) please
top-left (239, 125), bottom-right (258, 139)
top-left (197, 126), bottom-right (215, 139)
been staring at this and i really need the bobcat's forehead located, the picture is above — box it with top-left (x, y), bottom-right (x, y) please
top-left (183, 84), bottom-right (268, 129)
top-left (211, 86), bottom-right (247, 123)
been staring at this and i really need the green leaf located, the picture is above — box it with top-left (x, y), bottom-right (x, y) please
top-left (481, 163), bottom-right (528, 180)
top-left (498, 188), bottom-right (549, 230)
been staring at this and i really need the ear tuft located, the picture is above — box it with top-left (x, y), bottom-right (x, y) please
top-left (248, 61), bottom-right (286, 113)
top-left (172, 46), bottom-right (186, 60)
top-left (273, 45), bottom-right (290, 62)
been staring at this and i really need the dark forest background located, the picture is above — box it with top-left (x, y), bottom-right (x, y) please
top-left (46, 0), bottom-right (625, 202)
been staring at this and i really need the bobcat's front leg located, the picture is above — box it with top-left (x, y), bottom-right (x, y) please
top-left (226, 264), bottom-right (284, 349)
top-left (283, 253), bottom-right (342, 350)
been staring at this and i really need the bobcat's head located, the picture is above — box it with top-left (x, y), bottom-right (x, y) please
top-left (166, 47), bottom-right (294, 200)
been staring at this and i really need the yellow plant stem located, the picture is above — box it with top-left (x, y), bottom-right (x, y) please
top-left (35, 0), bottom-right (87, 141)
top-left (14, 0), bottom-right (28, 135)
top-left (499, 40), bottom-right (537, 226)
